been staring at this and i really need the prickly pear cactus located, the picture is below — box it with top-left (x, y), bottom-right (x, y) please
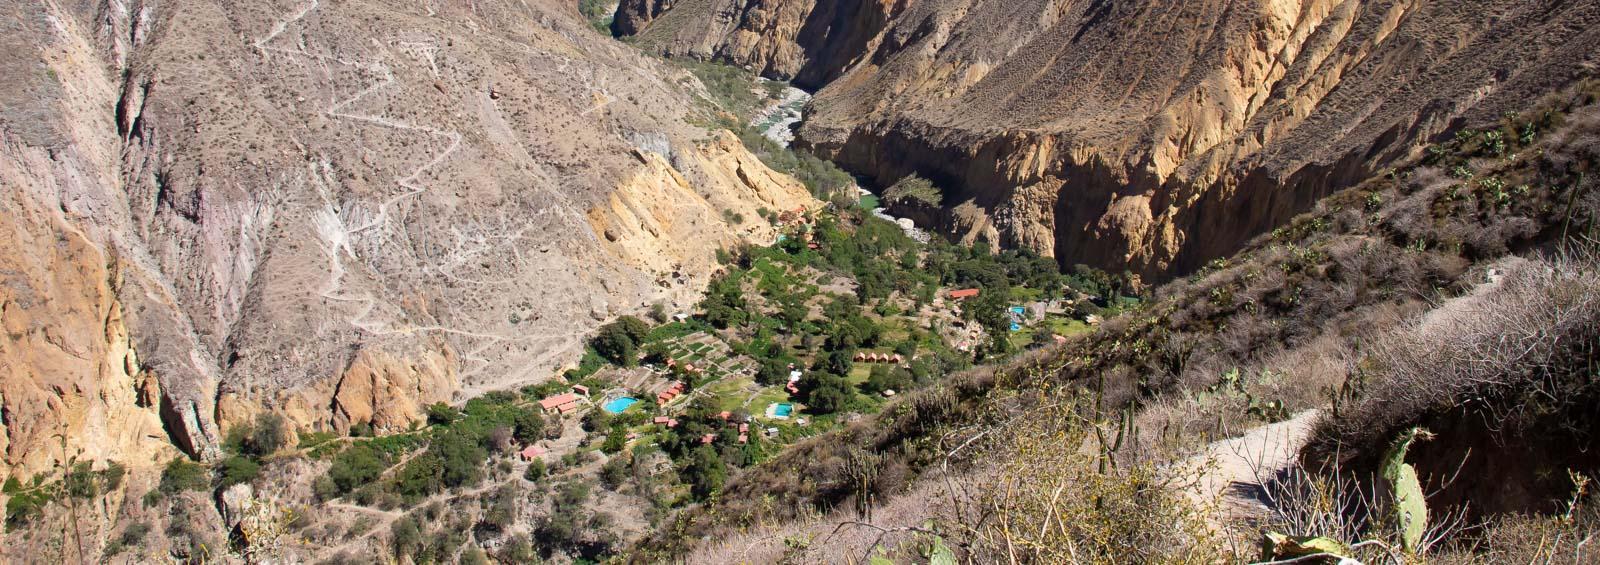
top-left (1381, 427), bottom-right (1433, 554)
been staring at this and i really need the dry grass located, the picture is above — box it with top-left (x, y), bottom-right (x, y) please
top-left (1433, 494), bottom-right (1600, 564)
top-left (947, 391), bottom-right (1222, 564)
top-left (1309, 246), bottom-right (1600, 461)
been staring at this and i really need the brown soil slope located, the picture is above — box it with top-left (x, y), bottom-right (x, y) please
top-left (620, 0), bottom-right (1600, 277)
top-left (0, 0), bottom-right (812, 478)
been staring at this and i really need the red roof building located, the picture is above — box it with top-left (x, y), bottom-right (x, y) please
top-left (571, 384), bottom-right (589, 396)
top-left (738, 434), bottom-right (749, 444)
top-left (948, 288), bottom-right (981, 300)
top-left (701, 433), bottom-right (717, 444)
top-left (653, 416), bottom-right (672, 425)
top-left (656, 382), bottom-right (686, 404)
top-left (519, 445), bottom-right (546, 461)
top-left (539, 392), bottom-right (580, 414)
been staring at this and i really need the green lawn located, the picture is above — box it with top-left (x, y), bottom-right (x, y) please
top-left (1008, 286), bottom-right (1044, 302)
top-left (750, 387), bottom-right (791, 412)
top-left (702, 376), bottom-right (757, 412)
top-left (1009, 315), bottom-right (1093, 349)
top-left (846, 364), bottom-right (873, 386)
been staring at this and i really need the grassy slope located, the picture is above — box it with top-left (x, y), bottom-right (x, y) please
top-left (632, 80), bottom-right (1600, 561)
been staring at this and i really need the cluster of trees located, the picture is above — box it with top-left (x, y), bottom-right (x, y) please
top-left (317, 391), bottom-right (549, 506)
top-left (532, 480), bottom-right (619, 558)
top-left (611, 208), bottom-right (1128, 503)
top-left (795, 371), bottom-right (858, 414)
top-left (653, 397), bottom-right (766, 500)
top-left (210, 413), bottom-right (291, 490)
top-left (591, 315), bottom-right (651, 366)
top-left (699, 274), bottom-right (749, 329)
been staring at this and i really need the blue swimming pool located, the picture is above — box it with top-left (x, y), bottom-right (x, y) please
top-left (602, 397), bottom-right (638, 414)
top-left (772, 403), bottom-right (794, 418)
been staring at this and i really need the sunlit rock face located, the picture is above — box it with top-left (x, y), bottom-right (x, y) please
top-left (621, 0), bottom-right (1600, 277)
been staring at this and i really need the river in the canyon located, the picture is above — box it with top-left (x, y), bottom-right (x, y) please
top-left (752, 80), bottom-right (930, 244)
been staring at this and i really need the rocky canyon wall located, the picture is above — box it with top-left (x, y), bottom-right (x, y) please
top-left (0, 0), bottom-right (812, 483)
top-left (617, 0), bottom-right (907, 89)
top-left (620, 0), bottom-right (1600, 278)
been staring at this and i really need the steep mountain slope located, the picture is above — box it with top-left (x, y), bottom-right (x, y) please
top-left (642, 80), bottom-right (1600, 563)
top-left (0, 0), bottom-right (813, 484)
top-left (618, 0), bottom-right (1600, 277)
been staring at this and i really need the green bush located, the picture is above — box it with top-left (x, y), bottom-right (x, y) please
top-left (326, 443), bottom-right (388, 495)
top-left (3, 476), bottom-right (52, 527)
top-left (64, 461), bottom-right (97, 498)
top-left (158, 457), bottom-right (210, 495)
top-left (883, 174), bottom-right (942, 206)
top-left (524, 459), bottom-right (547, 482)
top-left (100, 461), bottom-right (126, 492)
top-left (601, 426), bottom-right (628, 454)
top-left (391, 515), bottom-right (423, 558)
top-left (216, 455), bottom-right (260, 488)
top-left (426, 402), bottom-right (460, 426)
top-left (223, 413), bottom-right (289, 458)
top-left (600, 455), bottom-right (630, 490)
top-left (861, 365), bottom-right (912, 395)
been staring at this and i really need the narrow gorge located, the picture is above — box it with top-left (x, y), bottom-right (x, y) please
top-left (619, 0), bottom-right (1600, 277)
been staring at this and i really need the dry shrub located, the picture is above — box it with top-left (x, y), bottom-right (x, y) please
top-left (1432, 491), bottom-right (1600, 564)
top-left (950, 390), bottom-right (1222, 564)
top-left (1255, 457), bottom-right (1474, 563)
top-left (1300, 245), bottom-right (1600, 555)
top-left (1322, 248), bottom-right (1600, 453)
top-left (1256, 332), bottom-right (1355, 413)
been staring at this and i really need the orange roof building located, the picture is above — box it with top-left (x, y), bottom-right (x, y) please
top-left (519, 445), bottom-right (546, 461)
top-left (948, 288), bottom-right (981, 300)
top-left (539, 392), bottom-right (580, 414)
top-left (656, 381), bottom-right (687, 403)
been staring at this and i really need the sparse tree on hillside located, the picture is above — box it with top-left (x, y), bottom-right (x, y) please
top-left (513, 408), bottom-right (545, 444)
top-left (683, 445), bottom-right (727, 500)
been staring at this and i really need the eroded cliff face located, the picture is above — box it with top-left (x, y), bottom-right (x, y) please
top-left (0, 0), bottom-right (812, 483)
top-left (621, 0), bottom-right (1600, 277)
top-left (618, 0), bottom-right (905, 88)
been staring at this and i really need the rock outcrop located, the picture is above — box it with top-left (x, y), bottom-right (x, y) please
top-left (617, 0), bottom-right (905, 88)
top-left (0, 0), bottom-right (813, 482)
top-left (619, 0), bottom-right (1600, 277)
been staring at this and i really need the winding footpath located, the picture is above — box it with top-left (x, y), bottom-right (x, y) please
top-left (254, 0), bottom-right (585, 386)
